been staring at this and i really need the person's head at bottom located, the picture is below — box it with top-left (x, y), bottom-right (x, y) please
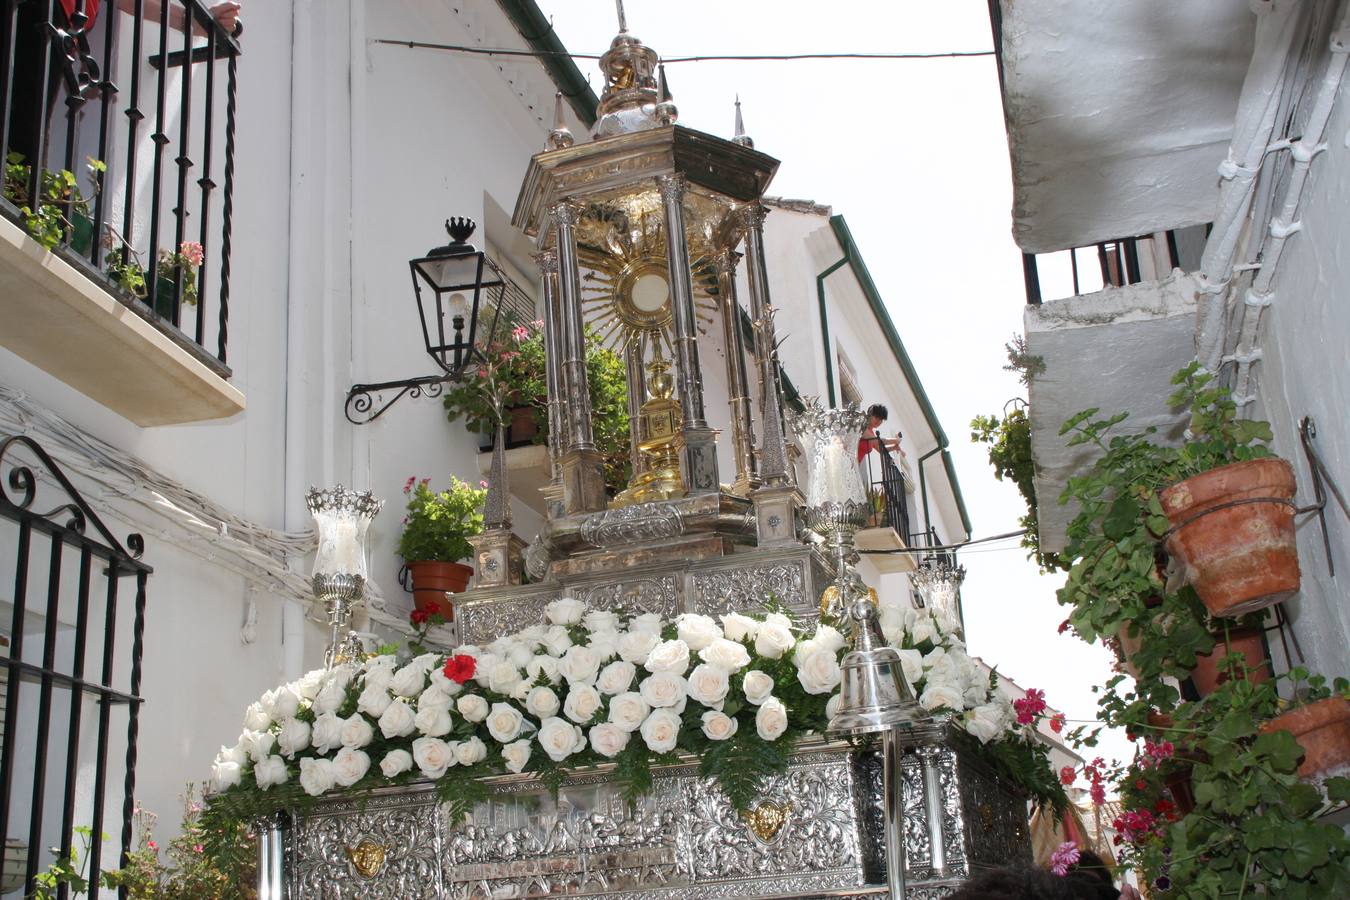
top-left (947, 865), bottom-right (1118, 900)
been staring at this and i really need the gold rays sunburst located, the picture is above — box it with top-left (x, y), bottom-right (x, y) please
top-left (577, 204), bottom-right (720, 352)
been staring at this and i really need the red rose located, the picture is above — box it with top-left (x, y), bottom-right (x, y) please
top-left (443, 654), bottom-right (476, 685)
top-left (410, 608), bottom-right (431, 626)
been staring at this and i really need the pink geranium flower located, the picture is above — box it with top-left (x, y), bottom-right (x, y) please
top-left (1050, 841), bottom-right (1080, 876)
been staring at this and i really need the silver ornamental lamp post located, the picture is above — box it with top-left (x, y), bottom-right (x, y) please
top-left (790, 397), bottom-right (922, 899)
top-left (911, 560), bottom-right (968, 637)
top-left (306, 485), bottom-right (383, 668)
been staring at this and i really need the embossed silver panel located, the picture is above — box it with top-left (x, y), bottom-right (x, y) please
top-left (579, 502), bottom-right (686, 547)
top-left (691, 560), bottom-right (808, 617)
top-left (283, 730), bottom-right (1028, 899)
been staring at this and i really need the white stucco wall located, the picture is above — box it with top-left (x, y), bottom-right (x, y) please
top-left (1253, 74), bottom-right (1350, 678)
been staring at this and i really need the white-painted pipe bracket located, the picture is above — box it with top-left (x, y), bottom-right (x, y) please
top-left (1233, 393), bottom-right (1258, 407)
top-left (1196, 275), bottom-right (1230, 295)
top-left (1269, 218), bottom-right (1303, 239)
top-left (1218, 157), bottom-right (1258, 181)
top-left (1222, 349), bottom-right (1264, 366)
top-left (1289, 139), bottom-right (1327, 163)
top-left (1331, 27), bottom-right (1348, 53)
top-left (1244, 288), bottom-right (1274, 308)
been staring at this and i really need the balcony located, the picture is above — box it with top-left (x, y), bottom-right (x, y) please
top-left (0, 2), bottom-right (244, 425)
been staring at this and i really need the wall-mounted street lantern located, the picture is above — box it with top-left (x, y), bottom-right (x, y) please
top-left (344, 218), bottom-right (506, 424)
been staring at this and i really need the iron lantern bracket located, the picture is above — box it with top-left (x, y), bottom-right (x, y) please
top-left (343, 373), bottom-right (454, 425)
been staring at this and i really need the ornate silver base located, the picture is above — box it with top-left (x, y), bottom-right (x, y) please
top-left (273, 726), bottom-right (1029, 899)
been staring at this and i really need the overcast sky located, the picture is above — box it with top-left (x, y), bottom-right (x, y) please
top-left (534, 0), bottom-right (1133, 766)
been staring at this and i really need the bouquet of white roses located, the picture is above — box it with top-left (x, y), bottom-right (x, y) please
top-left (207, 596), bottom-right (1050, 824)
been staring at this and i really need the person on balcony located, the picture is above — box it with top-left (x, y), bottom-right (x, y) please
top-left (857, 403), bottom-right (901, 461)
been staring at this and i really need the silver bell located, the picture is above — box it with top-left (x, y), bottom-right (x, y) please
top-left (828, 597), bottom-right (923, 736)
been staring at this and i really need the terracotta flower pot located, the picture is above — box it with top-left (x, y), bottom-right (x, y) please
top-left (1188, 627), bottom-right (1272, 697)
top-left (1160, 458), bottom-right (1300, 618)
top-left (1262, 697), bottom-right (1350, 782)
top-left (406, 560), bottom-right (472, 620)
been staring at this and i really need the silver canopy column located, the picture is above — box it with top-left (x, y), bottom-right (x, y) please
top-left (535, 246), bottom-right (569, 520)
top-left (551, 201), bottom-right (609, 514)
top-left (657, 173), bottom-right (720, 495)
top-left (741, 202), bottom-right (798, 546)
top-left (716, 248), bottom-right (758, 496)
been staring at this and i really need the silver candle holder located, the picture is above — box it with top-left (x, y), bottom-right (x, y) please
top-left (788, 398), bottom-right (871, 628)
top-left (306, 485), bottom-right (383, 668)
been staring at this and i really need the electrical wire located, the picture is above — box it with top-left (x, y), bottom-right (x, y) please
top-left (372, 39), bottom-right (994, 64)
top-left (857, 527), bottom-right (1028, 555)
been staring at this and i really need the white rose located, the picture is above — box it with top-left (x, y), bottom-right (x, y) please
top-left (584, 610), bottom-right (621, 632)
top-left (471, 653), bottom-right (502, 688)
top-left (210, 759), bottom-right (242, 792)
top-left (254, 755), bottom-right (288, 790)
top-left (502, 739), bottom-right (533, 774)
top-left (720, 612), bottom-right (760, 642)
top-left (686, 664), bottom-right (730, 706)
top-left (701, 710), bottom-right (739, 741)
top-left (754, 619), bottom-right (795, 660)
top-left (742, 670), bottom-right (775, 705)
top-left (414, 704), bottom-right (454, 737)
top-left (537, 716), bottom-right (586, 762)
top-left (755, 697), bottom-right (789, 741)
top-left (380, 749), bottom-right (414, 778)
top-left (545, 596), bottom-right (586, 625)
top-left (563, 684), bottom-right (603, 724)
top-left (486, 703), bottom-right (525, 742)
top-left (795, 645), bottom-right (843, 695)
top-left (525, 655), bottom-right (561, 684)
top-left (639, 708), bottom-right (681, 753)
top-left (454, 737), bottom-right (488, 766)
top-left (239, 729), bottom-right (275, 762)
top-left (628, 613), bottom-right (664, 635)
top-left (418, 685), bottom-right (454, 712)
top-left (699, 638), bottom-right (751, 673)
top-left (457, 695), bottom-right (489, 722)
top-left (356, 684), bottom-right (393, 718)
top-left (453, 644), bottom-right (482, 658)
top-left (644, 639), bottom-right (691, 675)
top-left (362, 665), bottom-right (394, 693)
top-left (271, 687), bottom-right (301, 720)
top-left (920, 679), bottom-right (965, 713)
top-left (607, 692), bottom-right (650, 732)
top-left (518, 624), bottom-right (548, 645)
top-left (339, 713), bottom-right (375, 749)
top-left (826, 693), bottom-right (842, 720)
top-left (525, 686), bottom-right (560, 719)
top-left (311, 713), bottom-right (344, 753)
top-left (332, 747), bottom-right (371, 787)
top-left (596, 660), bottom-right (637, 695)
top-left (963, 703), bottom-right (1007, 744)
top-left (378, 698), bottom-right (418, 739)
top-left (812, 624), bottom-right (847, 656)
top-left (639, 672), bottom-right (687, 709)
top-left (411, 737), bottom-right (455, 778)
top-left (276, 718), bottom-right (311, 758)
top-left (895, 648), bottom-right (924, 687)
top-left (910, 617), bottom-right (938, 647)
top-left (923, 651), bottom-right (959, 683)
top-left (587, 630), bottom-right (620, 661)
top-left (298, 757), bottom-right (336, 796)
top-left (242, 702), bottom-right (271, 733)
top-left (488, 636), bottom-right (520, 658)
top-left (313, 677), bottom-right (348, 715)
top-left (541, 625), bottom-right (573, 657)
top-left (411, 652), bottom-right (441, 672)
top-left (390, 663), bottom-right (428, 698)
top-left (510, 681), bottom-right (533, 703)
top-left (487, 660), bottom-right (523, 695)
top-left (676, 614), bottom-right (722, 651)
top-left (296, 668), bottom-right (327, 700)
top-left (559, 645), bottom-right (603, 685)
top-left (588, 722), bottom-right (631, 758)
top-left (618, 631), bottom-right (660, 665)
top-left (427, 667), bottom-right (464, 696)
top-left (506, 643), bottom-right (534, 668)
top-left (216, 742), bottom-right (248, 767)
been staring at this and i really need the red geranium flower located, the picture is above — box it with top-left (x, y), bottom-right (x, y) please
top-left (1059, 766), bottom-right (1076, 786)
top-left (443, 654), bottom-right (476, 685)
top-left (1050, 713), bottom-right (1066, 733)
top-left (410, 608), bottom-right (431, 626)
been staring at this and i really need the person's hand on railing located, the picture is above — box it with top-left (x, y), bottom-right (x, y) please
top-left (209, 1), bottom-right (241, 35)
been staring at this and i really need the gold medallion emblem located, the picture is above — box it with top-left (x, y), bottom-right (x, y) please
top-left (345, 838), bottom-right (387, 878)
top-left (742, 799), bottom-right (792, 843)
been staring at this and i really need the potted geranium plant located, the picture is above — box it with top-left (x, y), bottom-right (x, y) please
top-left (398, 475), bottom-right (486, 619)
top-left (156, 240), bottom-right (206, 310)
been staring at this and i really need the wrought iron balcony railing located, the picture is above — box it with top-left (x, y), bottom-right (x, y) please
top-left (1, 0), bottom-right (242, 370)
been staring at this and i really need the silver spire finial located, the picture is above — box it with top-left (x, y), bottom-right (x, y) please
top-left (732, 95), bottom-right (754, 148)
top-left (545, 91), bottom-right (574, 151)
top-left (615, 0), bottom-right (628, 32)
top-left (655, 64), bottom-right (678, 126)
